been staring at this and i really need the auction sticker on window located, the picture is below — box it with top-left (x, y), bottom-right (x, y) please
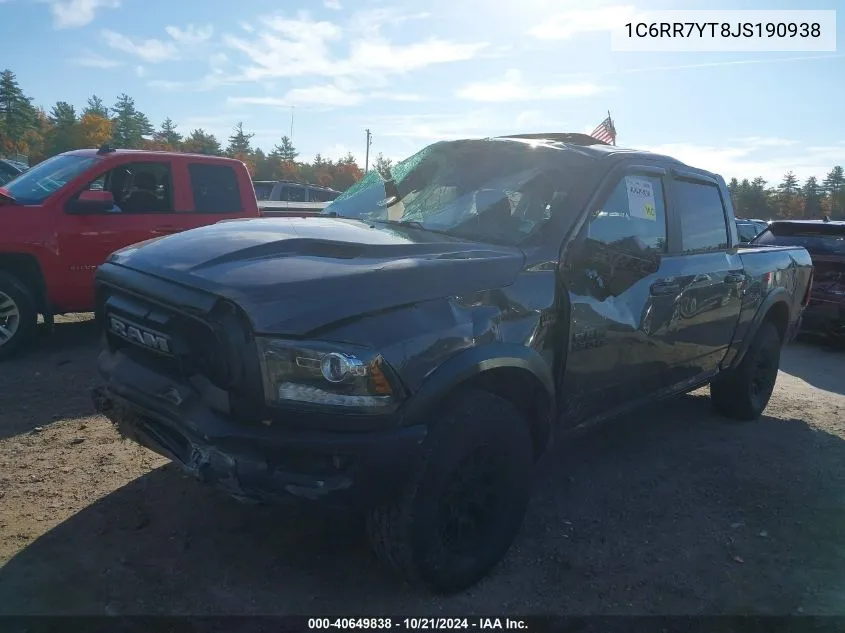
top-left (625, 176), bottom-right (657, 221)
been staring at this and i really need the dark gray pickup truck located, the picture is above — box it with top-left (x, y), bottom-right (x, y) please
top-left (91, 132), bottom-right (813, 594)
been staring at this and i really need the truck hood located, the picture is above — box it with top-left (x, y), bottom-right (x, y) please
top-left (107, 217), bottom-right (527, 335)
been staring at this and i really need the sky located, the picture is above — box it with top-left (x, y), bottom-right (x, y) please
top-left (0, 0), bottom-right (843, 184)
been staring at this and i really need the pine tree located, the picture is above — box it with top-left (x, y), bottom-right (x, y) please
top-left (0, 69), bottom-right (37, 153)
top-left (182, 128), bottom-right (221, 155)
top-left (47, 101), bottom-right (79, 155)
top-left (110, 93), bottom-right (153, 148)
top-left (226, 121), bottom-right (254, 156)
top-left (374, 152), bottom-right (393, 178)
top-left (823, 166), bottom-right (845, 218)
top-left (778, 171), bottom-right (799, 195)
top-left (802, 176), bottom-right (822, 219)
top-left (153, 117), bottom-right (182, 149)
top-left (270, 135), bottom-right (298, 161)
top-left (83, 95), bottom-right (109, 118)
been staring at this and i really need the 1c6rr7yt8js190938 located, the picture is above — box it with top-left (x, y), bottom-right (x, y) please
top-left (91, 132), bottom-right (814, 594)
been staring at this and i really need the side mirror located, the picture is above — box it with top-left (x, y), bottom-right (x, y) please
top-left (68, 189), bottom-right (115, 214)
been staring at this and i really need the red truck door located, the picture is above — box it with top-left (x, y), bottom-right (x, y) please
top-left (56, 156), bottom-right (251, 311)
top-left (59, 158), bottom-right (190, 310)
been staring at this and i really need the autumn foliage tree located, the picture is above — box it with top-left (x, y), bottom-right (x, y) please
top-left (6, 64), bottom-right (838, 204)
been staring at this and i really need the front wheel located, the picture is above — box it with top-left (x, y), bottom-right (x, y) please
top-left (366, 388), bottom-right (533, 594)
top-left (710, 321), bottom-right (782, 421)
top-left (0, 272), bottom-right (38, 360)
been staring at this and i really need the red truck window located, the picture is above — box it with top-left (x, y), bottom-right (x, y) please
top-left (188, 163), bottom-right (243, 213)
top-left (73, 161), bottom-right (173, 214)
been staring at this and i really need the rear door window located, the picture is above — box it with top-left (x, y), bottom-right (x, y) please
top-left (673, 179), bottom-right (729, 252)
top-left (188, 163), bottom-right (243, 213)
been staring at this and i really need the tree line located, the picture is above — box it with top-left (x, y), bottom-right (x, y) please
top-left (728, 170), bottom-right (844, 221)
top-left (2, 67), bottom-right (841, 211)
top-left (0, 68), bottom-right (395, 193)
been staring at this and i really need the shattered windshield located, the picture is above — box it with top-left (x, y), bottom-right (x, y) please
top-left (324, 140), bottom-right (579, 245)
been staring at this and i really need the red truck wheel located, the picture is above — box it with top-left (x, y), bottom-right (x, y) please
top-left (0, 272), bottom-right (37, 360)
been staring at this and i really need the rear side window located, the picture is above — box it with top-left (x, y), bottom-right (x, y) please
top-left (280, 185), bottom-right (307, 202)
top-left (310, 188), bottom-right (338, 202)
top-left (674, 180), bottom-right (729, 252)
top-left (188, 163), bottom-right (243, 213)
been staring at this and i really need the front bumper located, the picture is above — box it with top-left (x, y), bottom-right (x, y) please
top-left (93, 349), bottom-right (427, 511)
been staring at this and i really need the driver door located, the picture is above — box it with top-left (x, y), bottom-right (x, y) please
top-left (559, 165), bottom-right (682, 424)
top-left (58, 159), bottom-right (175, 310)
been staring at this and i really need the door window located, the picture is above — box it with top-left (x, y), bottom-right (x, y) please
top-left (73, 161), bottom-right (173, 214)
top-left (280, 185), bottom-right (307, 202)
top-left (673, 180), bottom-right (729, 253)
top-left (586, 175), bottom-right (667, 252)
top-left (188, 162), bottom-right (243, 213)
top-left (575, 174), bottom-right (668, 298)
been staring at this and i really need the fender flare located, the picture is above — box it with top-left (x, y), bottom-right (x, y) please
top-left (728, 287), bottom-right (791, 370)
top-left (399, 343), bottom-right (556, 429)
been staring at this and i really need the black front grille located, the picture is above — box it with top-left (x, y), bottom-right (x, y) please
top-left (100, 287), bottom-right (231, 392)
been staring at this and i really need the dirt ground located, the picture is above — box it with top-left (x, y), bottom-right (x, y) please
top-left (0, 315), bottom-right (844, 616)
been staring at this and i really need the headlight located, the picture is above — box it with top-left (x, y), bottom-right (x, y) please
top-left (256, 338), bottom-right (404, 410)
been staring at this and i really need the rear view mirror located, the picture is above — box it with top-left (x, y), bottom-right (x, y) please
top-left (68, 189), bottom-right (115, 214)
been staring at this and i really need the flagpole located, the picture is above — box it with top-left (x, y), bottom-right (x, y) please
top-left (608, 110), bottom-right (615, 146)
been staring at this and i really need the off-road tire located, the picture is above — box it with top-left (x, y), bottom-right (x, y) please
top-left (366, 387), bottom-right (533, 594)
top-left (0, 272), bottom-right (37, 361)
top-left (710, 320), bottom-right (781, 421)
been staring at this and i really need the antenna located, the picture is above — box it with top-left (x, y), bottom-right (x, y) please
top-left (290, 106), bottom-right (295, 144)
top-left (365, 128), bottom-right (372, 173)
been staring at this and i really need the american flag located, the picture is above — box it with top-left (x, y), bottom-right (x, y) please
top-left (590, 115), bottom-right (616, 145)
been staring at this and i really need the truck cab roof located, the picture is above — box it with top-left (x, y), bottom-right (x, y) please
top-left (64, 147), bottom-right (247, 165)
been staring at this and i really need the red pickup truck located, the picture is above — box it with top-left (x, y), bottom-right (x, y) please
top-left (0, 146), bottom-right (262, 358)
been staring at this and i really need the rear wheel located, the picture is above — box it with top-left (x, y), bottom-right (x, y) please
top-left (710, 320), bottom-right (781, 421)
top-left (0, 272), bottom-right (37, 360)
top-left (366, 387), bottom-right (533, 594)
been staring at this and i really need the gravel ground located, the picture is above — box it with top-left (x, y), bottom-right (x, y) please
top-left (0, 315), bottom-right (843, 615)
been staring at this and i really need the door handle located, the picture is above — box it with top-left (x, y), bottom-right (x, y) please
top-left (724, 273), bottom-right (745, 284)
top-left (650, 281), bottom-right (681, 295)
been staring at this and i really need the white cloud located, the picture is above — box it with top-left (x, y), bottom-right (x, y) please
top-left (102, 29), bottom-right (179, 62)
top-left (222, 10), bottom-right (486, 84)
top-left (321, 143), bottom-right (365, 167)
top-left (47, 0), bottom-right (120, 29)
top-left (232, 85), bottom-right (364, 107)
top-left (209, 52), bottom-right (229, 70)
top-left (228, 85), bottom-right (424, 108)
top-left (457, 69), bottom-right (607, 102)
top-left (323, 0), bottom-right (341, 9)
top-left (515, 110), bottom-right (568, 129)
top-left (528, 4), bottom-right (638, 40)
top-left (134, 65), bottom-right (146, 77)
top-left (375, 111), bottom-right (501, 142)
top-left (71, 51), bottom-right (123, 68)
top-left (165, 24), bottom-right (214, 44)
top-left (637, 139), bottom-right (845, 184)
top-left (239, 21), bottom-right (254, 33)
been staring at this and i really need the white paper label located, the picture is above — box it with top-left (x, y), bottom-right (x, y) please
top-left (625, 176), bottom-right (657, 221)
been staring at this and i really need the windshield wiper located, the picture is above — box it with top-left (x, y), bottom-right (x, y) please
top-left (371, 218), bottom-right (459, 238)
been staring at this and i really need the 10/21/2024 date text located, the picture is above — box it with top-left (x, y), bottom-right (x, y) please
top-left (307, 618), bottom-right (529, 630)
